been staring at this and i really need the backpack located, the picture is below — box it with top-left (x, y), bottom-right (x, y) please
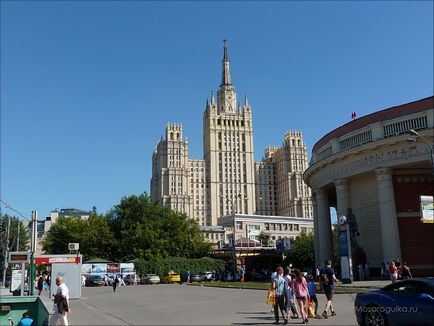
top-left (320, 269), bottom-right (329, 288)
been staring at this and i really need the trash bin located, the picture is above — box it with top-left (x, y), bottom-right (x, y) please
top-left (0, 296), bottom-right (49, 326)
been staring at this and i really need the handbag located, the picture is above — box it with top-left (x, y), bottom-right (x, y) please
top-left (307, 299), bottom-right (315, 318)
top-left (267, 288), bottom-right (276, 305)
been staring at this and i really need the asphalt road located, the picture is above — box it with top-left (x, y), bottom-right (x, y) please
top-left (69, 284), bottom-right (359, 325)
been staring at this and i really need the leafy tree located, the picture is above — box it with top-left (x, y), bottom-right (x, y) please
top-left (0, 215), bottom-right (29, 278)
top-left (332, 223), bottom-right (340, 268)
top-left (42, 213), bottom-right (114, 261)
top-left (285, 231), bottom-right (314, 271)
top-left (106, 194), bottom-right (212, 261)
top-left (258, 231), bottom-right (271, 247)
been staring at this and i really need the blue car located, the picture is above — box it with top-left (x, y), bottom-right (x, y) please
top-left (354, 278), bottom-right (434, 326)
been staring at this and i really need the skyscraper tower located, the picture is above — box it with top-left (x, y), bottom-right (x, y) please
top-left (203, 40), bottom-right (256, 226)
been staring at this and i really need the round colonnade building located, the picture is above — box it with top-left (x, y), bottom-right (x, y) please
top-left (304, 96), bottom-right (433, 277)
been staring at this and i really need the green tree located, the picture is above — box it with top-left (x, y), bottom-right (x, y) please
top-left (0, 215), bottom-right (29, 278)
top-left (106, 194), bottom-right (212, 261)
top-left (42, 213), bottom-right (114, 261)
top-left (258, 231), bottom-right (271, 247)
top-left (332, 223), bottom-right (340, 270)
top-left (285, 231), bottom-right (314, 271)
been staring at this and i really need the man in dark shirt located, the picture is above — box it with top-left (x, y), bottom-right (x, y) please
top-left (320, 260), bottom-right (339, 319)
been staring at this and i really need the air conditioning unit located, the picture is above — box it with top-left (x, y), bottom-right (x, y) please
top-left (68, 243), bottom-right (79, 251)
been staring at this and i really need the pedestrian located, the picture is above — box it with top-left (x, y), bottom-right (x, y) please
top-left (49, 277), bottom-right (69, 326)
top-left (389, 261), bottom-right (398, 283)
top-left (102, 274), bottom-right (109, 287)
top-left (239, 267), bottom-right (245, 283)
top-left (46, 274), bottom-right (51, 298)
top-left (315, 265), bottom-right (320, 282)
top-left (320, 260), bottom-right (338, 319)
top-left (113, 275), bottom-right (119, 292)
top-left (292, 269), bottom-right (309, 324)
top-left (81, 275), bottom-right (86, 287)
top-left (17, 312), bottom-right (34, 326)
top-left (400, 262), bottom-right (412, 280)
top-left (186, 270), bottom-right (191, 283)
top-left (283, 267), bottom-right (298, 319)
top-left (357, 264), bottom-right (364, 281)
top-left (37, 274), bottom-right (44, 296)
top-left (272, 267), bottom-right (288, 325)
top-left (307, 275), bottom-right (319, 318)
top-left (364, 263), bottom-right (370, 281)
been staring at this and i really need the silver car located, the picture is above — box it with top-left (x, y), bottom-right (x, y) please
top-left (140, 274), bottom-right (160, 284)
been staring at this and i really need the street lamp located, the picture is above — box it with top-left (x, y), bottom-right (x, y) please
top-left (407, 129), bottom-right (434, 176)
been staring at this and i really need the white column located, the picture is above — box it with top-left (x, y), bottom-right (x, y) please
top-left (316, 189), bottom-right (333, 265)
top-left (312, 194), bottom-right (320, 266)
top-left (334, 178), bottom-right (351, 219)
top-left (375, 168), bottom-right (402, 262)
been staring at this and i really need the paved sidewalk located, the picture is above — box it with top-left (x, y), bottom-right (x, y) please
top-left (69, 284), bottom-right (359, 325)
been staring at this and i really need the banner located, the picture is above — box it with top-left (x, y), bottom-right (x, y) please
top-left (420, 195), bottom-right (433, 223)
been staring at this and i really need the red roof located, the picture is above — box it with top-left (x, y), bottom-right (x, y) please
top-left (313, 96), bottom-right (433, 152)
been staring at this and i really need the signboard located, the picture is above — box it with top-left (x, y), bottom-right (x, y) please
top-left (283, 237), bottom-right (291, 251)
top-left (276, 239), bottom-right (283, 253)
top-left (9, 252), bottom-right (30, 263)
top-left (34, 255), bottom-right (81, 265)
top-left (120, 263), bottom-right (134, 275)
top-left (107, 263), bottom-right (120, 273)
top-left (420, 195), bottom-right (433, 223)
top-left (339, 232), bottom-right (348, 256)
top-left (52, 262), bottom-right (82, 299)
top-left (10, 270), bottom-right (22, 292)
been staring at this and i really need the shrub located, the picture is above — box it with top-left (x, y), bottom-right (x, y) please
top-left (134, 257), bottom-right (227, 276)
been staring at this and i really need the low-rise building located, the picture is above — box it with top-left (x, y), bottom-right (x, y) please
top-left (218, 213), bottom-right (314, 247)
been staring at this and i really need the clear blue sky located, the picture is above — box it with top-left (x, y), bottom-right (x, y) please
top-left (1, 1), bottom-right (432, 220)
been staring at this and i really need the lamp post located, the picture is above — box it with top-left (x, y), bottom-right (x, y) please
top-left (407, 129), bottom-right (434, 176)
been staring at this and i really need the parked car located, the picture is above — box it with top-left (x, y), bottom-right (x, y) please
top-left (141, 274), bottom-right (160, 284)
top-left (161, 271), bottom-right (181, 284)
top-left (190, 273), bottom-right (205, 282)
top-left (124, 274), bottom-right (140, 285)
top-left (85, 275), bottom-right (105, 287)
top-left (354, 278), bottom-right (434, 326)
top-left (252, 272), bottom-right (268, 281)
top-left (203, 272), bottom-right (214, 281)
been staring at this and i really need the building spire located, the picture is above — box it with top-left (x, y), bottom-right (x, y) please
top-left (244, 93), bottom-right (249, 107)
top-left (221, 39), bottom-right (232, 86)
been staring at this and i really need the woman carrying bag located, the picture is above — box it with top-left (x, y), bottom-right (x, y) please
top-left (292, 269), bottom-right (310, 324)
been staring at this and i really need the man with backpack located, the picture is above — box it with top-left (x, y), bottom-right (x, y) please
top-left (320, 260), bottom-right (339, 319)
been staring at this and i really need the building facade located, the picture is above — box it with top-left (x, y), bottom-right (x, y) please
top-left (151, 41), bottom-right (313, 237)
top-left (255, 131), bottom-right (313, 218)
top-left (303, 96), bottom-right (433, 276)
top-left (218, 214), bottom-right (314, 246)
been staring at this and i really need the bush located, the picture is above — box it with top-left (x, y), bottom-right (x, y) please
top-left (134, 257), bottom-right (227, 276)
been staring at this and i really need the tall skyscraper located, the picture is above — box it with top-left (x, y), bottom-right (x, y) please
top-left (203, 40), bottom-right (256, 226)
top-left (151, 41), bottom-right (312, 227)
top-left (255, 131), bottom-right (313, 218)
